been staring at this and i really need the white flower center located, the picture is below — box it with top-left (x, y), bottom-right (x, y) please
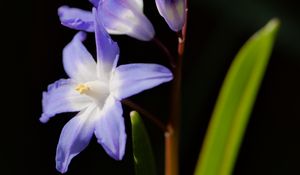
top-left (75, 80), bottom-right (109, 108)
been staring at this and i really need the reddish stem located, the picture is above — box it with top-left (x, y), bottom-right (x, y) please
top-left (153, 37), bottom-right (177, 69)
top-left (165, 1), bottom-right (189, 175)
top-left (122, 99), bottom-right (166, 131)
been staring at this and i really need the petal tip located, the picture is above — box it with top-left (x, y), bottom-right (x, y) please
top-left (39, 114), bottom-right (50, 123)
top-left (74, 31), bottom-right (87, 41)
top-left (56, 161), bottom-right (68, 174)
top-left (96, 132), bottom-right (126, 161)
top-left (57, 5), bottom-right (69, 16)
top-left (110, 151), bottom-right (123, 161)
top-left (155, 0), bottom-right (185, 32)
top-left (92, 7), bottom-right (96, 15)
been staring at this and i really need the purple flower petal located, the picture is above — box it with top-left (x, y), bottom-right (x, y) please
top-left (89, 0), bottom-right (99, 7)
top-left (40, 79), bottom-right (92, 123)
top-left (90, 0), bottom-right (143, 10)
top-left (94, 96), bottom-right (126, 160)
top-left (56, 105), bottom-right (97, 173)
top-left (98, 0), bottom-right (155, 41)
top-left (63, 32), bottom-right (98, 82)
top-left (58, 6), bottom-right (94, 32)
top-left (110, 64), bottom-right (173, 100)
top-left (117, 0), bottom-right (144, 12)
top-left (93, 8), bottom-right (120, 77)
top-left (155, 0), bottom-right (185, 31)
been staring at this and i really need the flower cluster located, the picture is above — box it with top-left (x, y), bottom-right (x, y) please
top-left (40, 0), bottom-right (185, 173)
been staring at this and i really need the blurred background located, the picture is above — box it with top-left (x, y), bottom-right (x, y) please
top-left (24, 0), bottom-right (300, 174)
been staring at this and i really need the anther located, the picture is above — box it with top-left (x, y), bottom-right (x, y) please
top-left (75, 84), bottom-right (90, 94)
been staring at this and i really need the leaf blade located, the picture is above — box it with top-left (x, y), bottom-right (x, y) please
top-left (194, 19), bottom-right (280, 175)
top-left (131, 111), bottom-right (157, 175)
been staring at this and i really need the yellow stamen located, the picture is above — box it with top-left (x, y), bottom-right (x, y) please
top-left (75, 84), bottom-right (90, 94)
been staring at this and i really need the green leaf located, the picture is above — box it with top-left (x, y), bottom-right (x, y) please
top-left (194, 19), bottom-right (280, 175)
top-left (131, 111), bottom-right (157, 175)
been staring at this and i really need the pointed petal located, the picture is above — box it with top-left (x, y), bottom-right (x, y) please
top-left (40, 79), bottom-right (92, 123)
top-left (55, 105), bottom-right (97, 173)
top-left (155, 0), bottom-right (185, 31)
top-left (63, 32), bottom-right (97, 82)
top-left (110, 64), bottom-right (173, 100)
top-left (93, 8), bottom-right (120, 77)
top-left (98, 0), bottom-right (155, 41)
top-left (58, 6), bottom-right (94, 32)
top-left (94, 96), bottom-right (126, 160)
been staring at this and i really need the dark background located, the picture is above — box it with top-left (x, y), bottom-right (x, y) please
top-left (6, 0), bottom-right (299, 174)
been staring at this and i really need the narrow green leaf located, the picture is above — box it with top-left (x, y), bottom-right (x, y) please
top-left (194, 19), bottom-right (280, 175)
top-left (131, 111), bottom-right (156, 175)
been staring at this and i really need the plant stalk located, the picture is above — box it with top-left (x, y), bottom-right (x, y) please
top-left (165, 1), bottom-right (188, 175)
top-left (122, 99), bottom-right (166, 131)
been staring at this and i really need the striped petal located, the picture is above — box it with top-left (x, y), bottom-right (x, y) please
top-left (93, 8), bottom-right (119, 77)
top-left (98, 0), bottom-right (155, 41)
top-left (63, 32), bottom-right (97, 82)
top-left (110, 63), bottom-right (173, 100)
top-left (155, 0), bottom-right (185, 31)
top-left (94, 96), bottom-right (126, 160)
top-left (58, 6), bottom-right (94, 32)
top-left (55, 104), bottom-right (98, 173)
top-left (40, 79), bottom-right (92, 123)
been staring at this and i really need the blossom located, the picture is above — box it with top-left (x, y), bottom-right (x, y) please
top-left (40, 8), bottom-right (172, 173)
top-left (155, 0), bottom-right (185, 32)
top-left (58, 0), bottom-right (155, 41)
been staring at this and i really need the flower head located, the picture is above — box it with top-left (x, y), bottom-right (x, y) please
top-left (41, 8), bottom-right (172, 173)
top-left (155, 0), bottom-right (185, 32)
top-left (58, 0), bottom-right (155, 41)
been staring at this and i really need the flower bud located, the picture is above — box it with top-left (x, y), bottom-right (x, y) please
top-left (155, 0), bottom-right (185, 32)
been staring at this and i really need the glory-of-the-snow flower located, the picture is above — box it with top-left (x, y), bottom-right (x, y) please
top-left (40, 8), bottom-right (173, 173)
top-left (58, 0), bottom-right (155, 41)
top-left (155, 0), bottom-right (185, 32)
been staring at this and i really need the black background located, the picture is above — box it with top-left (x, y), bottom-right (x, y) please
top-left (4, 0), bottom-right (300, 174)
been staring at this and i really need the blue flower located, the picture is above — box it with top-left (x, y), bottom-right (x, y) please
top-left (58, 0), bottom-right (155, 41)
top-left (155, 0), bottom-right (185, 32)
top-left (40, 8), bottom-right (173, 173)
